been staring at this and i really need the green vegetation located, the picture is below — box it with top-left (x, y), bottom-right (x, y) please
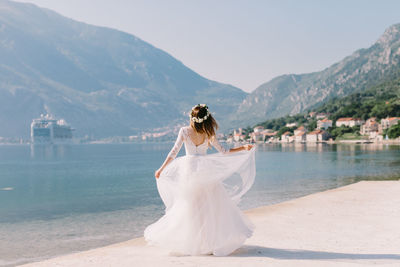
top-left (335, 133), bottom-right (364, 141)
top-left (242, 127), bottom-right (253, 139)
top-left (253, 76), bottom-right (400, 140)
top-left (313, 77), bottom-right (400, 121)
top-left (256, 114), bottom-right (308, 131)
top-left (385, 122), bottom-right (400, 139)
top-left (328, 125), bottom-right (361, 140)
top-left (307, 118), bottom-right (317, 132)
top-left (276, 127), bottom-right (293, 138)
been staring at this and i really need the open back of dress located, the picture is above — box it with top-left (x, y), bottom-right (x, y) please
top-left (144, 126), bottom-right (256, 256)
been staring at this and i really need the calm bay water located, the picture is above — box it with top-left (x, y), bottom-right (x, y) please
top-left (0, 143), bottom-right (399, 266)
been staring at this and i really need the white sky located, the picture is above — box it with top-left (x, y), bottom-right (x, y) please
top-left (14, 0), bottom-right (400, 92)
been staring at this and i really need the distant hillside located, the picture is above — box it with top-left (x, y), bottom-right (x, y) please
top-left (232, 23), bottom-right (400, 126)
top-left (314, 76), bottom-right (400, 121)
top-left (255, 76), bottom-right (400, 134)
top-left (0, 0), bottom-right (246, 138)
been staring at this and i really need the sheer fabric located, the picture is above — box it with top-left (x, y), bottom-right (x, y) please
top-left (166, 127), bottom-right (227, 159)
top-left (144, 126), bottom-right (256, 256)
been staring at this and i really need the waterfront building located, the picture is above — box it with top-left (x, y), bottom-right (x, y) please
top-left (262, 130), bottom-right (277, 142)
top-left (336, 118), bottom-right (364, 127)
top-left (306, 129), bottom-right (329, 142)
top-left (295, 132), bottom-right (307, 143)
top-left (294, 126), bottom-right (306, 136)
top-left (281, 131), bottom-right (293, 143)
top-left (381, 117), bottom-right (400, 130)
top-left (361, 118), bottom-right (381, 137)
top-left (250, 131), bottom-right (263, 143)
top-left (317, 118), bottom-right (333, 130)
top-left (253, 126), bottom-right (264, 133)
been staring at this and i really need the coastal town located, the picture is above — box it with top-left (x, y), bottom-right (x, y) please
top-left (128, 113), bottom-right (400, 145)
top-left (125, 112), bottom-right (400, 145)
top-left (1, 112), bottom-right (398, 145)
top-left (226, 113), bottom-right (400, 144)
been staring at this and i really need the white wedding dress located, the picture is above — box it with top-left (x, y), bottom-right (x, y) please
top-left (144, 126), bottom-right (256, 256)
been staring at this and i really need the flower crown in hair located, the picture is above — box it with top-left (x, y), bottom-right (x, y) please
top-left (190, 104), bottom-right (210, 123)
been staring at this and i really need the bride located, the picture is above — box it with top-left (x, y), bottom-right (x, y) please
top-left (144, 104), bottom-right (256, 256)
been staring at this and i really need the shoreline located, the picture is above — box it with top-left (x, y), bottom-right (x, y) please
top-left (1, 139), bottom-right (400, 146)
top-left (261, 140), bottom-right (400, 145)
top-left (19, 180), bottom-right (400, 267)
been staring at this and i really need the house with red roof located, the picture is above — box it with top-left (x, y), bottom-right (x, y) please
top-left (293, 126), bottom-right (307, 143)
top-left (295, 131), bottom-right (307, 143)
top-left (281, 131), bottom-right (293, 143)
top-left (306, 129), bottom-right (330, 142)
top-left (361, 118), bottom-right (382, 138)
top-left (294, 126), bottom-right (306, 136)
top-left (381, 117), bottom-right (400, 130)
top-left (317, 118), bottom-right (333, 130)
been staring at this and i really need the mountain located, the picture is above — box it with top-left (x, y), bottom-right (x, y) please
top-left (255, 76), bottom-right (400, 132)
top-left (0, 0), bottom-right (246, 138)
top-left (313, 76), bottom-right (400, 121)
top-left (231, 23), bottom-right (400, 126)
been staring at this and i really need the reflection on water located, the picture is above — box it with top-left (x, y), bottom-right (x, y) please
top-left (30, 144), bottom-right (70, 159)
top-left (246, 143), bottom-right (400, 208)
top-left (0, 143), bottom-right (399, 266)
top-left (259, 142), bottom-right (397, 153)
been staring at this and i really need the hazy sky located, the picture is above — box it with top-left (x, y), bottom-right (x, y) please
top-left (14, 0), bottom-right (400, 92)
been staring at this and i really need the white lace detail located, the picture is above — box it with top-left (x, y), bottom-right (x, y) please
top-left (167, 127), bottom-right (227, 159)
top-left (145, 135), bottom-right (256, 256)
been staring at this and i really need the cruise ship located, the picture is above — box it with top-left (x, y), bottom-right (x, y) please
top-left (30, 114), bottom-right (74, 144)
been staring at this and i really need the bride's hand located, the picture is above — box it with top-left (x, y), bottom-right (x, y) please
top-left (155, 168), bottom-right (162, 179)
top-left (243, 144), bottom-right (253, 151)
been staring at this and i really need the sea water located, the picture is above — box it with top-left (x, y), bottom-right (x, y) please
top-left (0, 143), bottom-right (399, 266)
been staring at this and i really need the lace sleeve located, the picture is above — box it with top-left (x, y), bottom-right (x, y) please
top-left (210, 136), bottom-right (228, 154)
top-left (167, 127), bottom-right (185, 159)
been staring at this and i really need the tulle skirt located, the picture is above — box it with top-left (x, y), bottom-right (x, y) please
top-left (144, 148), bottom-right (256, 256)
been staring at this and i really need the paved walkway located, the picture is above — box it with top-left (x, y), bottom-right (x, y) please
top-left (21, 181), bottom-right (400, 267)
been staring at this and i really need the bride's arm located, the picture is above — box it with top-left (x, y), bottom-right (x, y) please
top-left (228, 144), bottom-right (253, 152)
top-left (155, 157), bottom-right (174, 179)
top-left (211, 137), bottom-right (253, 154)
top-left (155, 128), bottom-right (184, 178)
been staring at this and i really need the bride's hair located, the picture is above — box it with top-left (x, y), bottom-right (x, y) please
top-left (190, 105), bottom-right (218, 139)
